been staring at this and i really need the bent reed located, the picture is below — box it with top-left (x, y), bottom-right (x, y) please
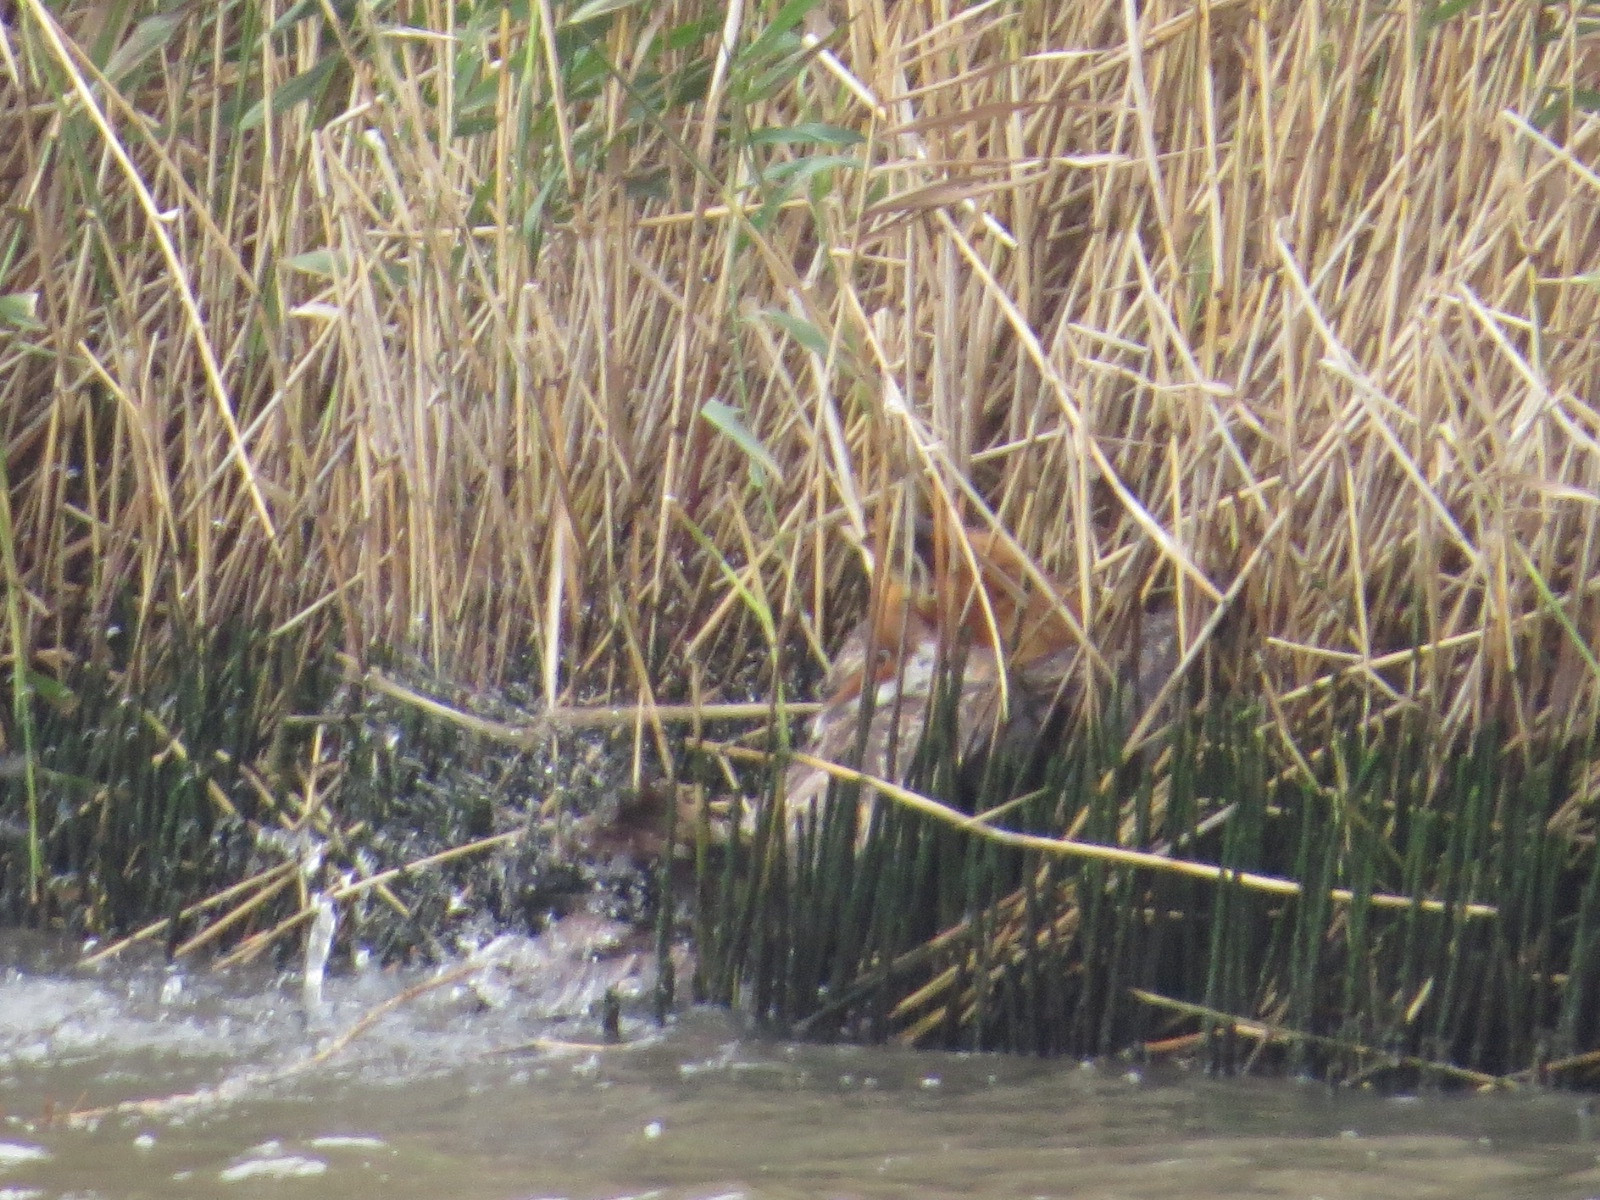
top-left (2, 0), bottom-right (1599, 1080)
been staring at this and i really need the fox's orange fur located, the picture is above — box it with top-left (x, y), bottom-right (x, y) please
top-left (778, 524), bottom-right (1178, 840)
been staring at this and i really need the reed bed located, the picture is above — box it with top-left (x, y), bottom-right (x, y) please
top-left (2, 0), bottom-right (1599, 1074)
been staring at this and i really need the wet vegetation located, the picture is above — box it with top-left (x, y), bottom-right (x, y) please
top-left (705, 696), bottom-right (1600, 1083)
top-left (3, 0), bottom-right (1600, 1083)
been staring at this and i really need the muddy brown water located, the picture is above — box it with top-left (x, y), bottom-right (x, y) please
top-left (3, 930), bottom-right (1598, 1200)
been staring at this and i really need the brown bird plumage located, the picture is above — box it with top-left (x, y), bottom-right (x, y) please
top-left (782, 527), bottom-right (1180, 838)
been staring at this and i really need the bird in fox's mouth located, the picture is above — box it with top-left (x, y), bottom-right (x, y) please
top-left (779, 526), bottom-right (1179, 836)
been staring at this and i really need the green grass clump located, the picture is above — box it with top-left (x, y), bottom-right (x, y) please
top-left (702, 694), bottom-right (1600, 1083)
top-left (2, 0), bottom-right (1600, 1074)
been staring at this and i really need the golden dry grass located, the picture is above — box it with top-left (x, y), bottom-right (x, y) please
top-left (3, 0), bottom-right (1599, 789)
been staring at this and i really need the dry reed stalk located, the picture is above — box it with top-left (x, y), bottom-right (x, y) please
top-left (2, 0), bottom-right (1598, 946)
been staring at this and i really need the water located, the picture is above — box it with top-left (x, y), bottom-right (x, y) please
top-left (3, 931), bottom-right (1598, 1200)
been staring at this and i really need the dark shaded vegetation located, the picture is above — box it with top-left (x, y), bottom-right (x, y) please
top-left (3, 0), bottom-right (1600, 1083)
top-left (702, 686), bottom-right (1600, 1083)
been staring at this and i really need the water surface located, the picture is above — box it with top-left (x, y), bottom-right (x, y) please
top-left (2, 931), bottom-right (1596, 1199)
